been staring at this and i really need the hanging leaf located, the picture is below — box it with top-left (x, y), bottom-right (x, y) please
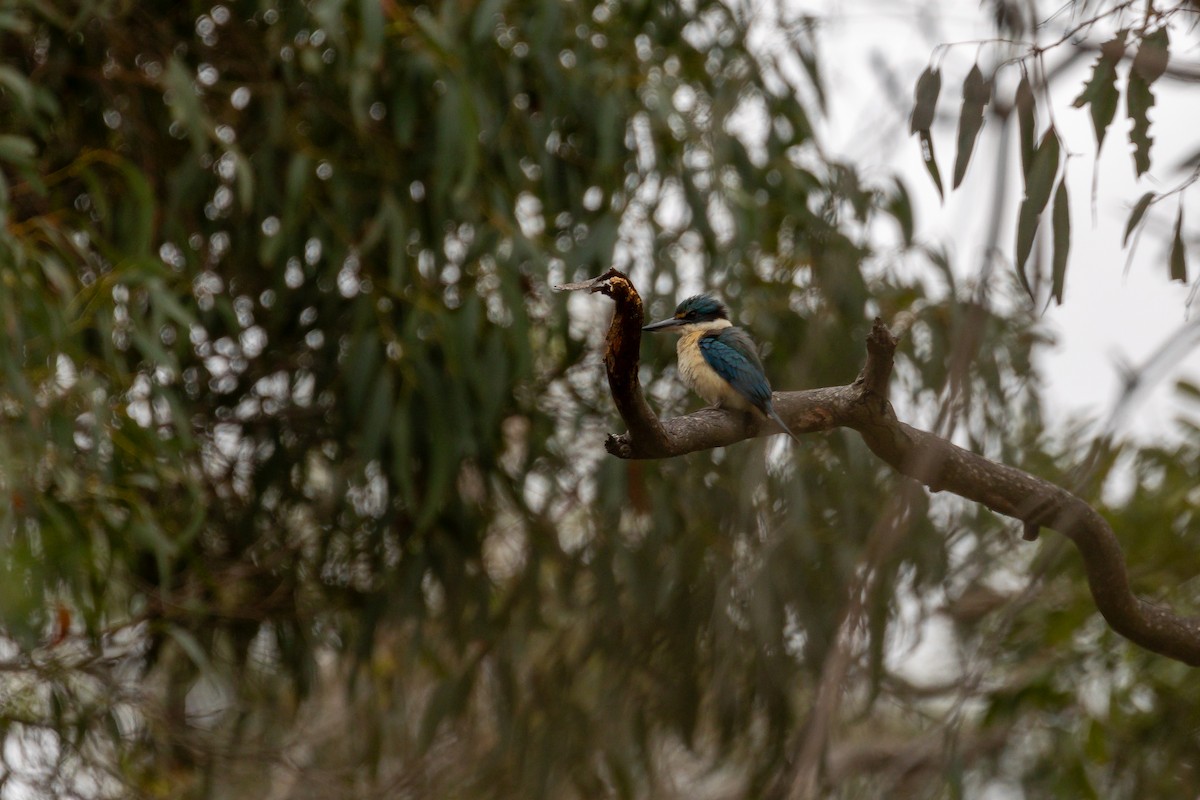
top-left (909, 67), bottom-right (944, 198)
top-left (1051, 177), bottom-right (1070, 305)
top-left (918, 130), bottom-right (944, 200)
top-left (1015, 73), bottom-right (1036, 175)
top-left (1170, 205), bottom-right (1187, 283)
top-left (953, 64), bottom-right (992, 189)
top-left (886, 177), bottom-right (914, 246)
top-left (1014, 202), bottom-right (1038, 299)
top-left (1072, 31), bottom-right (1126, 150)
top-left (1014, 128), bottom-right (1060, 279)
top-left (1132, 26), bottom-right (1170, 84)
top-left (1123, 191), bottom-right (1155, 247)
top-left (909, 66), bottom-right (941, 134)
top-left (1126, 75), bottom-right (1154, 176)
top-left (1127, 27), bottom-right (1169, 176)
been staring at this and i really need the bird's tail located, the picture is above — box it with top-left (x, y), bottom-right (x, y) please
top-left (766, 405), bottom-right (804, 447)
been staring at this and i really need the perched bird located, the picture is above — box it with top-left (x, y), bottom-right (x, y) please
top-left (642, 294), bottom-right (802, 445)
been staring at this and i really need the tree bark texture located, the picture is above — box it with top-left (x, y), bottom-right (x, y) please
top-left (557, 269), bottom-right (1200, 666)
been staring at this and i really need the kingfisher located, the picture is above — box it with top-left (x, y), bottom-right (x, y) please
top-left (642, 294), bottom-right (802, 445)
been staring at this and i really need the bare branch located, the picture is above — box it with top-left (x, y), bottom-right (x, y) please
top-left (574, 270), bottom-right (1200, 667)
top-left (556, 269), bottom-right (672, 456)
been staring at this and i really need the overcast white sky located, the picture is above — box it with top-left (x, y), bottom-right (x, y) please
top-left (790, 0), bottom-right (1200, 443)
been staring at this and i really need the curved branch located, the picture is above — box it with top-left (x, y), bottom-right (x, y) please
top-left (556, 269), bottom-right (671, 455)
top-left (559, 271), bottom-right (1200, 666)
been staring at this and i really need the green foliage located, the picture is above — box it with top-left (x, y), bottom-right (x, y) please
top-left (909, 66), bottom-right (944, 199)
top-left (952, 63), bottom-right (991, 189)
top-left (1051, 176), bottom-right (1070, 305)
top-left (1169, 204), bottom-right (1188, 283)
top-left (0, 1), bottom-right (975, 795)
top-left (1015, 72), bottom-right (1036, 174)
top-left (0, 1), bottom-right (1194, 799)
top-left (1127, 26), bottom-right (1169, 176)
top-left (979, 417), bottom-right (1200, 799)
top-left (1014, 128), bottom-right (1061, 292)
top-left (913, 6), bottom-right (1195, 307)
top-left (1072, 30), bottom-right (1127, 151)
top-left (1125, 191), bottom-right (1157, 247)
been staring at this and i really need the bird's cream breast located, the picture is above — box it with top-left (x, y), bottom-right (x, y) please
top-left (676, 329), bottom-right (752, 411)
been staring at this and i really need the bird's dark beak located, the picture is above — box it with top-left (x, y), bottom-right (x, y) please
top-left (642, 317), bottom-right (684, 332)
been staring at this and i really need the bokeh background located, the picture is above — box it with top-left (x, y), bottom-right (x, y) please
top-left (0, 1), bottom-right (1197, 798)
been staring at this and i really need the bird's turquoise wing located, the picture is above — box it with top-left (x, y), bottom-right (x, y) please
top-left (698, 327), bottom-right (772, 412)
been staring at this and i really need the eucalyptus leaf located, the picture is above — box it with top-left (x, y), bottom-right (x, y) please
top-left (953, 64), bottom-right (992, 189)
top-left (910, 66), bottom-right (941, 134)
top-left (1015, 73), bottom-right (1036, 174)
top-left (1014, 128), bottom-right (1061, 275)
top-left (1051, 177), bottom-right (1070, 305)
top-left (1124, 191), bottom-right (1155, 247)
top-left (1072, 30), bottom-right (1126, 150)
top-left (1170, 205), bottom-right (1187, 283)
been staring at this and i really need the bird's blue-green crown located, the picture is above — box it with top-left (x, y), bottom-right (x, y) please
top-left (674, 294), bottom-right (728, 321)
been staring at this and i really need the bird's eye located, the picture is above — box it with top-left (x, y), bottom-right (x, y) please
top-left (685, 310), bottom-right (696, 319)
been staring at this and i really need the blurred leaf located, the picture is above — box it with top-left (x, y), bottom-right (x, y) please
top-left (1051, 176), bottom-right (1070, 305)
top-left (1126, 73), bottom-right (1154, 177)
top-left (1015, 73), bottom-right (1036, 174)
top-left (358, 0), bottom-right (384, 59)
top-left (1127, 28), bottom-right (1169, 176)
top-left (917, 130), bottom-right (944, 200)
top-left (390, 401), bottom-right (417, 509)
top-left (451, 85), bottom-right (481, 203)
top-left (0, 10), bottom-right (32, 35)
top-left (232, 148), bottom-right (255, 209)
top-left (0, 64), bottom-right (36, 116)
top-left (909, 66), bottom-right (941, 134)
top-left (361, 368), bottom-right (394, 464)
top-left (1014, 128), bottom-right (1060, 282)
top-left (886, 178), bottom-right (914, 246)
top-left (166, 626), bottom-right (215, 673)
top-left (162, 57), bottom-right (211, 153)
top-left (909, 67), bottom-right (944, 199)
top-left (1123, 191), bottom-right (1155, 247)
top-left (1132, 26), bottom-right (1170, 84)
top-left (116, 161), bottom-right (155, 255)
top-left (1170, 204), bottom-right (1187, 283)
top-left (1072, 30), bottom-right (1126, 150)
top-left (1177, 379), bottom-right (1200, 403)
top-left (146, 277), bottom-right (196, 330)
top-left (952, 64), bottom-right (991, 189)
top-left (347, 332), bottom-right (381, 415)
top-left (796, 31), bottom-right (827, 113)
top-left (1085, 719), bottom-right (1109, 762)
top-left (0, 133), bottom-right (36, 166)
top-left (418, 672), bottom-right (474, 752)
top-left (413, 362), bottom-right (455, 532)
top-left (470, 0), bottom-right (507, 43)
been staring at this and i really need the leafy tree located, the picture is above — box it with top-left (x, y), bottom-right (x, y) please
top-left (911, 0), bottom-right (1197, 301)
top-left (0, 1), bottom-right (1195, 798)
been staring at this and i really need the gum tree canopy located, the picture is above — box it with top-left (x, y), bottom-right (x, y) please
top-left (0, 1), bottom-right (1197, 798)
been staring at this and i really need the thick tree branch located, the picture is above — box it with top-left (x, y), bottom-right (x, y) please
top-left (558, 271), bottom-right (1200, 666)
top-left (556, 269), bottom-right (672, 455)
